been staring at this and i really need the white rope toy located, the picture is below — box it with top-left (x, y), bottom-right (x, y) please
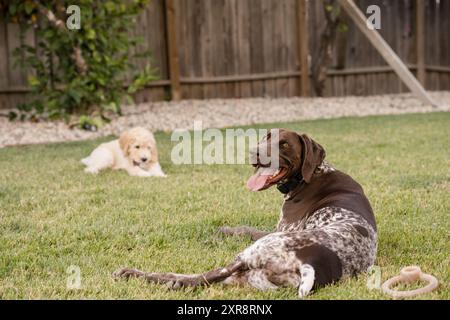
top-left (382, 266), bottom-right (438, 299)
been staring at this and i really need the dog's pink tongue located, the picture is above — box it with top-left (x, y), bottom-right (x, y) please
top-left (247, 167), bottom-right (276, 191)
top-left (247, 174), bottom-right (270, 191)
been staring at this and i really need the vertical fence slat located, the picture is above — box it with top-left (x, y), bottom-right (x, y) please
top-left (164, 0), bottom-right (181, 100)
top-left (249, 0), bottom-right (264, 97)
top-left (297, 0), bottom-right (310, 96)
top-left (236, 0), bottom-right (252, 97)
top-left (0, 16), bottom-right (9, 89)
top-left (416, 0), bottom-right (426, 85)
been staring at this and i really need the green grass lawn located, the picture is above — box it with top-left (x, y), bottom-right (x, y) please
top-left (0, 112), bottom-right (449, 300)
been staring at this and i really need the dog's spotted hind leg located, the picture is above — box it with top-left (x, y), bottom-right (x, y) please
top-left (113, 259), bottom-right (247, 289)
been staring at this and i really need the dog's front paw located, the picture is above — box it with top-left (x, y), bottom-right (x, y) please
top-left (84, 167), bottom-right (99, 174)
top-left (151, 170), bottom-right (167, 177)
top-left (219, 226), bottom-right (246, 236)
top-left (112, 267), bottom-right (144, 280)
top-left (218, 226), bottom-right (233, 235)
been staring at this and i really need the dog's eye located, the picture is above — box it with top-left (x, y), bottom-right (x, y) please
top-left (281, 142), bottom-right (289, 148)
top-left (135, 145), bottom-right (140, 149)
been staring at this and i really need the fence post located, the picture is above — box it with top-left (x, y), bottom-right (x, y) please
top-left (298, 0), bottom-right (310, 97)
top-left (416, 0), bottom-right (426, 86)
top-left (164, 0), bottom-right (181, 101)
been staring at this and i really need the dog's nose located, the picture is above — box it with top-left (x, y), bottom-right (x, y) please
top-left (141, 157), bottom-right (148, 162)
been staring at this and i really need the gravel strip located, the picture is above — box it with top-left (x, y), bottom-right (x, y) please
top-left (1, 91), bottom-right (449, 148)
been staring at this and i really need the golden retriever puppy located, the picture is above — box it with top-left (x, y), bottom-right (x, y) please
top-left (81, 127), bottom-right (166, 177)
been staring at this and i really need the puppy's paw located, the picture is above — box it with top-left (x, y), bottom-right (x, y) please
top-left (135, 172), bottom-right (152, 177)
top-left (84, 167), bottom-right (99, 174)
top-left (139, 171), bottom-right (167, 178)
top-left (150, 169), bottom-right (167, 177)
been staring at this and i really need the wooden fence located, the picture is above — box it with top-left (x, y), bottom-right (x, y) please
top-left (0, 0), bottom-right (449, 109)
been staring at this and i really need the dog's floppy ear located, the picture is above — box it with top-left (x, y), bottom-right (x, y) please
top-left (298, 133), bottom-right (326, 183)
top-left (119, 131), bottom-right (134, 155)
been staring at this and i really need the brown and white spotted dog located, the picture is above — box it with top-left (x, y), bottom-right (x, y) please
top-left (113, 129), bottom-right (377, 298)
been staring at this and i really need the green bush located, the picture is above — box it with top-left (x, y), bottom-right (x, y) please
top-left (1, 0), bottom-right (156, 121)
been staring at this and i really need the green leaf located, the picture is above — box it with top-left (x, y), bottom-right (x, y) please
top-left (43, 29), bottom-right (55, 38)
top-left (9, 3), bottom-right (17, 15)
top-left (105, 1), bottom-right (116, 12)
top-left (124, 94), bottom-right (134, 105)
top-left (68, 89), bottom-right (82, 104)
top-left (338, 22), bottom-right (348, 33)
top-left (24, 2), bottom-right (34, 15)
top-left (8, 111), bottom-right (17, 121)
top-left (86, 29), bottom-right (96, 40)
top-left (27, 75), bottom-right (40, 87)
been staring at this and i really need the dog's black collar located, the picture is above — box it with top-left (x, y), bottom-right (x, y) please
top-left (277, 175), bottom-right (304, 194)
